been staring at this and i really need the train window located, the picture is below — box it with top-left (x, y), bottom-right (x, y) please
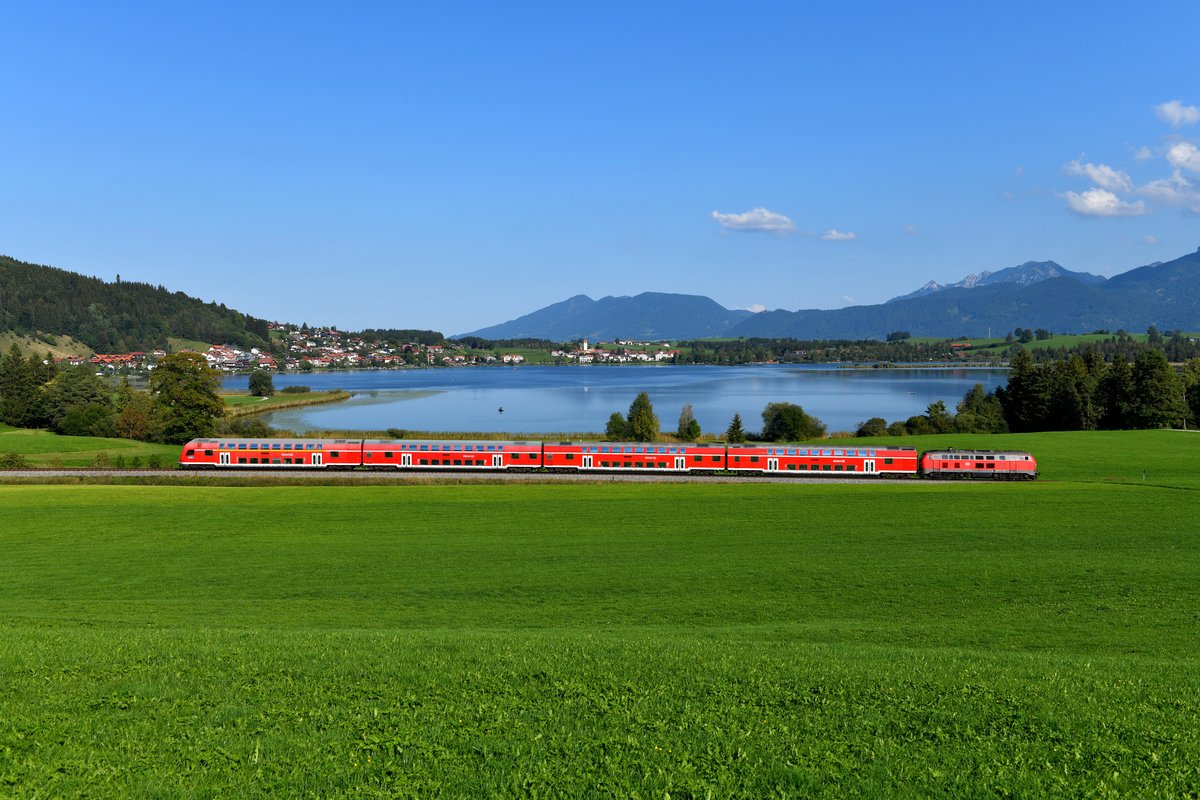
top-left (204, 450), bottom-right (213, 456)
top-left (821, 464), bottom-right (831, 470)
top-left (733, 456), bottom-right (740, 462)
top-left (565, 454), bottom-right (575, 460)
top-left (712, 456), bottom-right (721, 462)
top-left (454, 445), bottom-right (462, 451)
top-left (239, 443), bottom-right (247, 449)
top-left (884, 458), bottom-right (894, 465)
top-left (834, 465), bottom-right (843, 471)
top-left (385, 452), bottom-right (393, 458)
top-left (634, 447), bottom-right (643, 453)
top-left (238, 458), bottom-right (246, 464)
top-left (420, 445), bottom-right (428, 451)
top-left (847, 465), bottom-right (855, 471)
top-left (454, 459), bottom-right (462, 465)
top-left (273, 444), bottom-right (281, 450)
top-left (750, 456), bottom-right (759, 463)
top-left (799, 464), bottom-right (809, 470)
top-left (419, 459), bottom-right (428, 465)
top-left (787, 464), bottom-right (795, 470)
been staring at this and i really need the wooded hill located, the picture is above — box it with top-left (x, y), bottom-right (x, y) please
top-left (0, 254), bottom-right (271, 353)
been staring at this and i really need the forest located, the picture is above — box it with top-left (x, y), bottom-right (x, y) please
top-left (0, 255), bottom-right (272, 353)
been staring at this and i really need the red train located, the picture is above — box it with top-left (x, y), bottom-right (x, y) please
top-left (179, 438), bottom-right (1037, 479)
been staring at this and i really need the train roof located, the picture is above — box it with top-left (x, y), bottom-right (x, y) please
top-left (362, 438), bottom-right (539, 447)
top-left (186, 437), bottom-right (359, 445)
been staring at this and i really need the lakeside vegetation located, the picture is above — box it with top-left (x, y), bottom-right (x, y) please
top-left (1, 430), bottom-right (1197, 795)
top-left (222, 389), bottom-right (351, 417)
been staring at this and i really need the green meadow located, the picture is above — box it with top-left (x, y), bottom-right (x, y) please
top-left (0, 423), bottom-right (181, 467)
top-left (1, 430), bottom-right (1199, 796)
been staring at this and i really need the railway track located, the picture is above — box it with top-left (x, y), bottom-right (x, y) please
top-left (0, 469), bottom-right (922, 485)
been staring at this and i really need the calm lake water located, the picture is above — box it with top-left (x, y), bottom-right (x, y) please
top-left (222, 365), bottom-right (1009, 435)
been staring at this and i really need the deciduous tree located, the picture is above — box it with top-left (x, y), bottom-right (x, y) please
top-left (150, 352), bottom-right (225, 443)
top-left (676, 404), bottom-right (701, 440)
top-left (249, 370), bottom-right (275, 397)
top-left (760, 402), bottom-right (826, 442)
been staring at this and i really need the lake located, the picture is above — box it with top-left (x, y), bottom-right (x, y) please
top-left (222, 365), bottom-right (1008, 435)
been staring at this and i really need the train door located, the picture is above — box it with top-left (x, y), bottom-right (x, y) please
top-left (492, 454), bottom-right (503, 468)
top-left (864, 459), bottom-right (875, 474)
top-left (219, 452), bottom-right (230, 466)
top-left (312, 452), bottom-right (323, 466)
top-left (402, 453), bottom-right (412, 467)
top-left (674, 456), bottom-right (686, 471)
top-left (583, 456), bottom-right (593, 469)
top-left (767, 458), bottom-right (779, 472)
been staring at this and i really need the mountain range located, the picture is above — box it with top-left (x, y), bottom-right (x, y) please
top-left (458, 247), bottom-right (1200, 341)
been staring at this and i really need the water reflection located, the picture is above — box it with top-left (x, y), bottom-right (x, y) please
top-left (222, 365), bottom-right (1008, 434)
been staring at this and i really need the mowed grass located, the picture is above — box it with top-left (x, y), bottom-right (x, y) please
top-left (1, 432), bottom-right (1199, 795)
top-left (0, 424), bottom-right (180, 466)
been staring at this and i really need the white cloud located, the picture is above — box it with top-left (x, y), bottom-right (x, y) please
top-left (841, 294), bottom-right (855, 304)
top-left (1142, 234), bottom-right (1160, 245)
top-left (903, 223), bottom-right (918, 235)
top-left (821, 228), bottom-right (856, 241)
top-left (1064, 160), bottom-right (1133, 192)
top-left (711, 207), bottom-right (795, 233)
top-left (1134, 145), bottom-right (1154, 161)
top-left (1139, 171), bottom-right (1200, 213)
top-left (1014, 166), bottom-right (1025, 178)
top-left (1165, 141), bottom-right (1200, 172)
top-left (1155, 100), bottom-right (1200, 128)
top-left (744, 303), bottom-right (766, 313)
top-left (1063, 188), bottom-right (1148, 217)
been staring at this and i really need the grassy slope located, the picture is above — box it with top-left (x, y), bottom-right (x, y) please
top-left (0, 431), bottom-right (1198, 795)
top-left (0, 424), bottom-right (181, 466)
top-left (0, 330), bottom-right (93, 359)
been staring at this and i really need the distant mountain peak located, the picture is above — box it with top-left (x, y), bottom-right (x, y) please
top-left (887, 259), bottom-right (1105, 303)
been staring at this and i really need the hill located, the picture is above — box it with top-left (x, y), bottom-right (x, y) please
top-left (456, 292), bottom-right (753, 341)
top-left (0, 254), bottom-right (273, 353)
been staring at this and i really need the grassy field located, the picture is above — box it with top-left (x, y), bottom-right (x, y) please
top-left (222, 390), bottom-right (352, 416)
top-left (1, 431), bottom-right (1198, 795)
top-left (0, 424), bottom-right (181, 467)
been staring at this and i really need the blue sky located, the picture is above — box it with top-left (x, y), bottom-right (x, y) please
top-left (2, 1), bottom-right (1198, 335)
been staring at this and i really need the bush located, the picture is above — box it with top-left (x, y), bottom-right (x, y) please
top-left (856, 417), bottom-right (888, 437)
top-left (147, 454), bottom-right (162, 469)
top-left (92, 451), bottom-right (111, 468)
top-left (0, 452), bottom-right (31, 469)
top-left (281, 385), bottom-right (312, 394)
top-left (386, 428), bottom-right (405, 439)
